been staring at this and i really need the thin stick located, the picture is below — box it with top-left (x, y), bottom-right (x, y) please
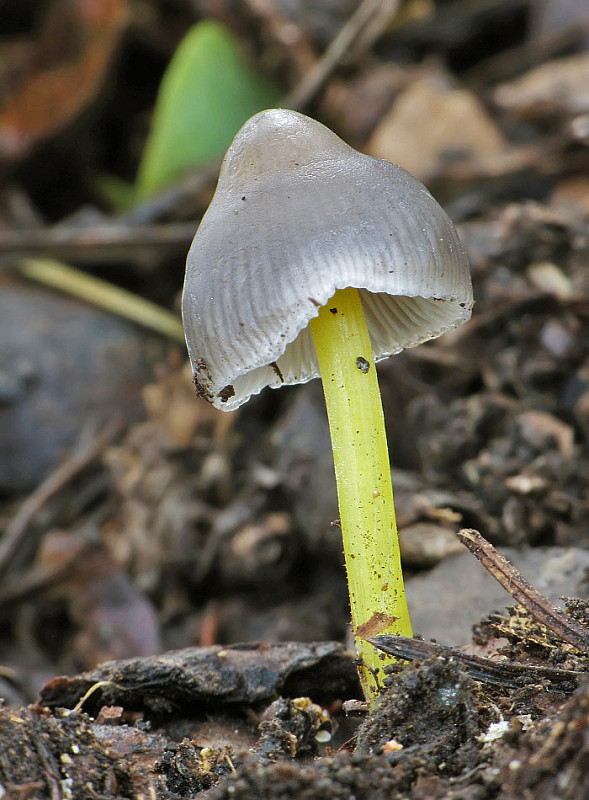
top-left (122, 161), bottom-right (221, 226)
top-left (366, 634), bottom-right (582, 693)
top-left (285, 0), bottom-right (399, 110)
top-left (0, 418), bottom-right (123, 583)
top-left (18, 259), bottom-right (184, 341)
top-left (457, 528), bottom-right (589, 654)
top-left (0, 222), bottom-right (195, 261)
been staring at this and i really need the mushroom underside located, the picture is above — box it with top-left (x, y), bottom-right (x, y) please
top-left (197, 290), bottom-right (470, 411)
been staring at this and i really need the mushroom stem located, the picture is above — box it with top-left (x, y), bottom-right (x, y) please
top-left (310, 287), bottom-right (412, 700)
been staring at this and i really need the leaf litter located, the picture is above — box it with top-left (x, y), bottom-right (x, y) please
top-left (0, 0), bottom-right (589, 797)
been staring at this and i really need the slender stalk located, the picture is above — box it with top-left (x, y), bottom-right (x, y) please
top-left (20, 258), bottom-right (184, 341)
top-left (310, 287), bottom-right (412, 699)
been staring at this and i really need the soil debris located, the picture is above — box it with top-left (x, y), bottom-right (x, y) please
top-left (1, 1), bottom-right (589, 797)
top-left (37, 641), bottom-right (360, 716)
top-left (356, 656), bottom-right (482, 772)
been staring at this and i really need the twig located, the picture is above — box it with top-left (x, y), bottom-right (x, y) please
top-left (122, 161), bottom-right (221, 226)
top-left (284, 0), bottom-right (400, 110)
top-left (366, 634), bottom-right (582, 694)
top-left (27, 708), bottom-right (64, 800)
top-left (0, 417), bottom-right (123, 584)
top-left (0, 221), bottom-right (195, 262)
top-left (457, 528), bottom-right (589, 654)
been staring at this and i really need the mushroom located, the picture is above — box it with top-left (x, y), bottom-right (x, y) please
top-left (182, 109), bottom-right (473, 699)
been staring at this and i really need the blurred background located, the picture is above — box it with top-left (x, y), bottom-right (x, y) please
top-left (0, 0), bottom-right (588, 706)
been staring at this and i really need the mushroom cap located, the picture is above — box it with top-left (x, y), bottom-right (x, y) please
top-left (183, 108), bottom-right (473, 411)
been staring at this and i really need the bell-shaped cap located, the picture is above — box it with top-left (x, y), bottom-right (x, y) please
top-left (183, 109), bottom-right (473, 411)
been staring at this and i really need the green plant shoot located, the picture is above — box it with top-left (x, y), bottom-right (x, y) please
top-left (136, 20), bottom-right (280, 200)
top-left (310, 287), bottom-right (412, 699)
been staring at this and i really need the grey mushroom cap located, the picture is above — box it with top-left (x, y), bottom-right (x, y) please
top-left (182, 108), bottom-right (473, 411)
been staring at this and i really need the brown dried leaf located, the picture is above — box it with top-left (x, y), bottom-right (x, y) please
top-left (0, 0), bottom-right (130, 165)
top-left (366, 68), bottom-right (506, 183)
top-left (516, 410), bottom-right (575, 457)
top-left (551, 176), bottom-right (589, 221)
top-left (494, 52), bottom-right (589, 120)
top-left (321, 64), bottom-right (407, 144)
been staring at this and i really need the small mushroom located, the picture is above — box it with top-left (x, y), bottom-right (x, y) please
top-left (182, 109), bottom-right (473, 699)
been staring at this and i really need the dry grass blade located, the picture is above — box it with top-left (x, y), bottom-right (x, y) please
top-left (18, 259), bottom-right (184, 341)
top-left (285, 0), bottom-right (400, 110)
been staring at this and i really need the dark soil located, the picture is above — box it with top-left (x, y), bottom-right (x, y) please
top-left (1, 1), bottom-right (589, 797)
top-left (1, 635), bottom-right (587, 798)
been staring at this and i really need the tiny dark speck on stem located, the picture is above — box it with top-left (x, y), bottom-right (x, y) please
top-left (241, 195), bottom-right (247, 201)
top-left (329, 307), bottom-right (338, 314)
top-left (356, 356), bottom-right (370, 373)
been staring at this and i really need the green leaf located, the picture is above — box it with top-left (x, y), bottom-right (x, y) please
top-left (95, 173), bottom-right (136, 212)
top-left (135, 20), bottom-right (281, 200)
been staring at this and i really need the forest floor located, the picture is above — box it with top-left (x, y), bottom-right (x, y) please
top-left (0, 1), bottom-right (588, 797)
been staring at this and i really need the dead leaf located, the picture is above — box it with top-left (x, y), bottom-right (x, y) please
top-left (551, 176), bottom-right (589, 221)
top-left (516, 410), bottom-right (575, 457)
top-left (321, 64), bottom-right (407, 144)
top-left (0, 0), bottom-right (130, 165)
top-left (494, 52), bottom-right (589, 119)
top-left (366, 68), bottom-right (506, 183)
top-left (526, 261), bottom-right (574, 299)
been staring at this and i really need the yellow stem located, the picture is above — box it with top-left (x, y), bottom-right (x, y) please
top-left (310, 287), bottom-right (412, 700)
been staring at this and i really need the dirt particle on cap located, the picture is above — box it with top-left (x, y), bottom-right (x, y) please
top-left (192, 358), bottom-right (214, 402)
top-left (218, 384), bottom-right (235, 402)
